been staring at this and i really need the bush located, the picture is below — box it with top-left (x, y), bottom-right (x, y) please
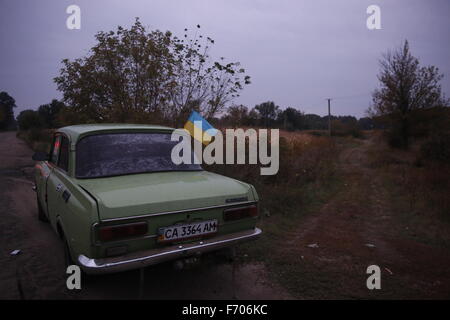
top-left (307, 130), bottom-right (327, 137)
top-left (16, 109), bottom-right (44, 130)
top-left (421, 133), bottom-right (450, 164)
top-left (16, 128), bottom-right (53, 152)
top-left (331, 119), bottom-right (363, 138)
top-left (379, 108), bottom-right (450, 149)
top-left (385, 124), bottom-right (406, 148)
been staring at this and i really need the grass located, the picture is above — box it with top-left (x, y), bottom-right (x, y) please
top-left (366, 132), bottom-right (450, 249)
top-left (234, 131), bottom-right (450, 298)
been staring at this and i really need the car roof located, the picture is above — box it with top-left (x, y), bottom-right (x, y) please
top-left (58, 123), bottom-right (175, 142)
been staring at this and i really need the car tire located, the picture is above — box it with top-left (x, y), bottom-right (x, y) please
top-left (37, 195), bottom-right (49, 222)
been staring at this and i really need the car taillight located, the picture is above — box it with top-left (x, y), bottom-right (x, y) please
top-left (98, 222), bottom-right (148, 242)
top-left (223, 205), bottom-right (258, 221)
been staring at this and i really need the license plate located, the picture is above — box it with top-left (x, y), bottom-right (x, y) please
top-left (157, 220), bottom-right (218, 243)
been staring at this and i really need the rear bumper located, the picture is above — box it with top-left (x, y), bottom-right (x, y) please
top-left (78, 227), bottom-right (262, 274)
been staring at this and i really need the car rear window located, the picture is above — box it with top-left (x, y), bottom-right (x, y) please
top-left (76, 132), bottom-right (201, 178)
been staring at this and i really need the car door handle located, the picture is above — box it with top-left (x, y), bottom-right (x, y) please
top-left (62, 190), bottom-right (71, 203)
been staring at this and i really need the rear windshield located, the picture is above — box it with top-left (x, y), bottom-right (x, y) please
top-left (76, 132), bottom-right (201, 178)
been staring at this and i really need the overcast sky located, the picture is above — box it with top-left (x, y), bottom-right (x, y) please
top-left (1, 0), bottom-right (449, 118)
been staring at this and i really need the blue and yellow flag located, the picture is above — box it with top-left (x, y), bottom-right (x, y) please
top-left (184, 111), bottom-right (218, 145)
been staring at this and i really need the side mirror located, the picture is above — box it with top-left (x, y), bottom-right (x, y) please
top-left (32, 152), bottom-right (49, 161)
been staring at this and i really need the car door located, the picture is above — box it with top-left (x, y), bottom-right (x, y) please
top-left (46, 133), bottom-right (70, 231)
top-left (35, 138), bottom-right (53, 218)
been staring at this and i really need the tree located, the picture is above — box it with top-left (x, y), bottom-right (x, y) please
top-left (54, 19), bottom-right (250, 126)
top-left (369, 40), bottom-right (446, 148)
top-left (38, 99), bottom-right (65, 128)
top-left (16, 110), bottom-right (44, 130)
top-left (254, 101), bottom-right (279, 128)
top-left (303, 114), bottom-right (324, 130)
top-left (170, 26), bottom-right (250, 124)
top-left (246, 108), bottom-right (259, 126)
top-left (224, 104), bottom-right (249, 127)
top-left (278, 107), bottom-right (304, 130)
top-left (0, 91), bottom-right (17, 130)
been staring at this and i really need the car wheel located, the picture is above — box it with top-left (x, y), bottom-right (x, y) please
top-left (37, 195), bottom-right (49, 222)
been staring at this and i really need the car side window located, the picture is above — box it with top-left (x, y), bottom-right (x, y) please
top-left (58, 135), bottom-right (69, 172)
top-left (50, 135), bottom-right (61, 164)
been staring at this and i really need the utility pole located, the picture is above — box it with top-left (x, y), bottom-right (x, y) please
top-left (327, 98), bottom-right (332, 136)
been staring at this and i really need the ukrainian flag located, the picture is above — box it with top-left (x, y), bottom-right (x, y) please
top-left (184, 111), bottom-right (218, 145)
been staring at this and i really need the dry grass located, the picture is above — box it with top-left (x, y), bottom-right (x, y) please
top-left (367, 131), bottom-right (450, 247)
top-left (205, 129), bottom-right (339, 217)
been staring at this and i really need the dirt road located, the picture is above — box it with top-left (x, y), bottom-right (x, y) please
top-left (0, 131), bottom-right (291, 300)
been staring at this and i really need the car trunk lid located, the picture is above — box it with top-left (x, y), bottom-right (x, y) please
top-left (77, 170), bottom-right (251, 221)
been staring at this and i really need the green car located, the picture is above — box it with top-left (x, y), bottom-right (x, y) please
top-left (32, 124), bottom-right (261, 274)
